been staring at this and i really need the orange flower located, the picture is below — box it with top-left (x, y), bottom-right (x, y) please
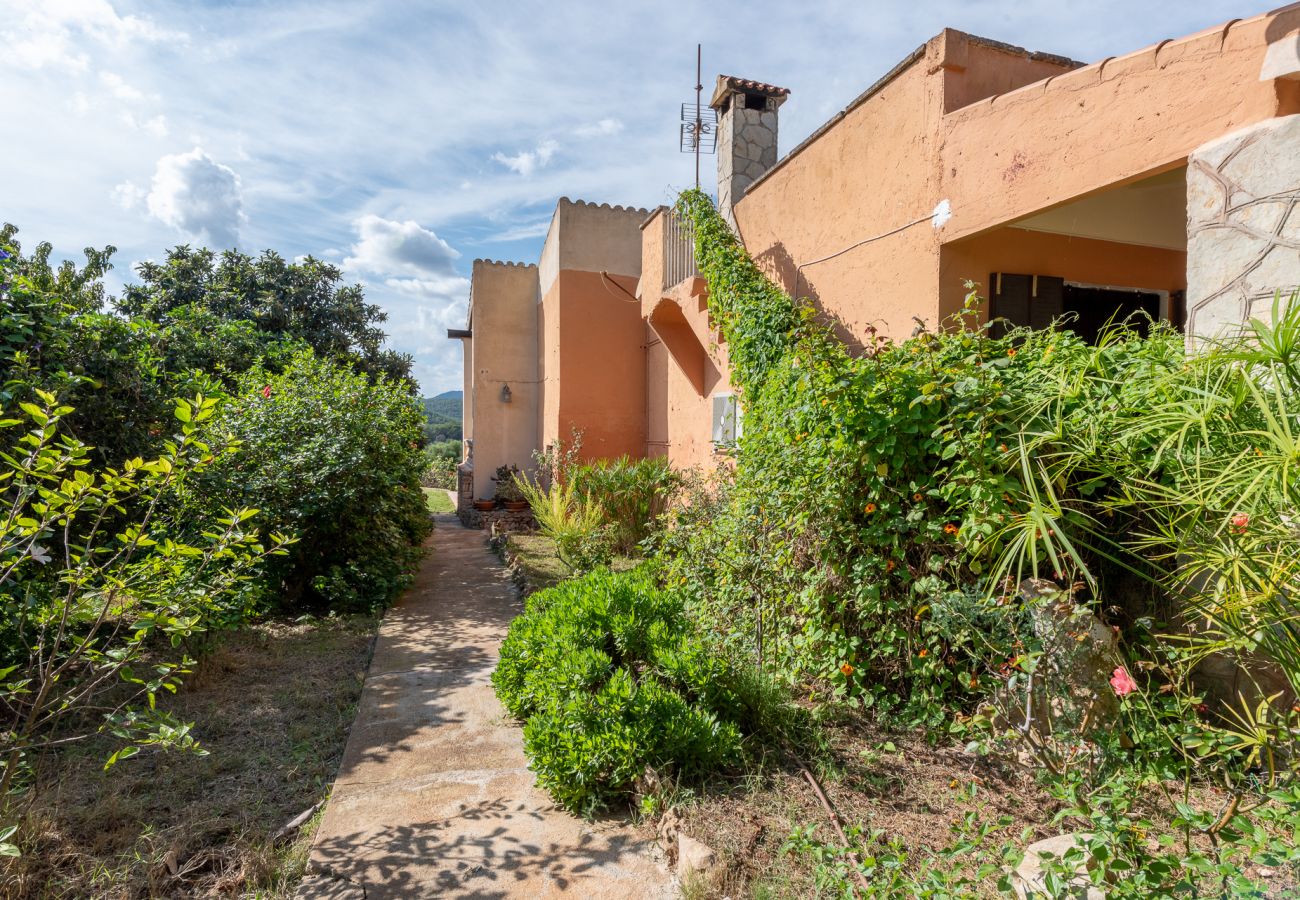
top-left (840, 662), bottom-right (855, 677)
top-left (864, 502), bottom-right (877, 514)
top-left (886, 559), bottom-right (896, 573)
top-left (1006, 348), bottom-right (1017, 357)
top-left (918, 649), bottom-right (929, 658)
top-left (943, 523), bottom-right (960, 535)
top-left (913, 493), bottom-right (923, 502)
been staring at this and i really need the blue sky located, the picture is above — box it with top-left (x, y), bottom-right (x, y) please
top-left (1, 0), bottom-right (1255, 394)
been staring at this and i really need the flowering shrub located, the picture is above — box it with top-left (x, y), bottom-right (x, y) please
top-left (669, 189), bottom-right (1300, 893)
top-left (191, 351), bottom-right (431, 611)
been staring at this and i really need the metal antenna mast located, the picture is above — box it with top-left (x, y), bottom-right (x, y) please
top-left (680, 43), bottom-right (716, 187)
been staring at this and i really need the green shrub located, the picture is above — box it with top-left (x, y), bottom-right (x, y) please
top-left (513, 475), bottom-right (612, 573)
top-left (0, 391), bottom-right (287, 835)
top-left (571, 455), bottom-right (679, 554)
top-left (193, 350), bottom-right (431, 611)
top-left (420, 442), bottom-right (459, 490)
top-left (492, 568), bottom-right (746, 813)
top-left (671, 190), bottom-right (1300, 892)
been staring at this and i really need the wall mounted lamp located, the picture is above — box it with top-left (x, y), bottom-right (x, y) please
top-left (500, 384), bottom-right (512, 403)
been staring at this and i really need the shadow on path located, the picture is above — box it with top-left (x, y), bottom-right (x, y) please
top-left (298, 515), bottom-right (669, 899)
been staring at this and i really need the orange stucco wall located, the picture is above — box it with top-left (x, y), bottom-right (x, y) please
top-left (550, 269), bottom-right (647, 461)
top-left (726, 10), bottom-right (1300, 345)
top-left (635, 10), bottom-right (1300, 474)
top-left (467, 261), bottom-right (540, 492)
top-left (639, 209), bottom-right (734, 471)
top-left (939, 11), bottom-right (1300, 243)
top-left (732, 59), bottom-right (945, 343)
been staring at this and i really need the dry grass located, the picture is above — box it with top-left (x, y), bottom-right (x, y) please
top-left (504, 532), bottom-right (638, 593)
top-left (669, 710), bottom-right (1300, 898)
top-left (666, 716), bottom-right (1059, 898)
top-left (2, 615), bottom-right (377, 899)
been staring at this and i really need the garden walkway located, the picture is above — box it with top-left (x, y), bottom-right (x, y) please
top-left (297, 514), bottom-right (670, 899)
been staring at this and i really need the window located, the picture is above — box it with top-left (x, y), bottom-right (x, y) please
top-left (712, 393), bottom-right (741, 447)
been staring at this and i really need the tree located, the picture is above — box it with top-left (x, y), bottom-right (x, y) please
top-left (118, 246), bottom-right (414, 385)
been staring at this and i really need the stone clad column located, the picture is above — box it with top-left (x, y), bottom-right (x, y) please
top-left (1185, 114), bottom-right (1300, 347)
top-left (710, 76), bottom-right (789, 230)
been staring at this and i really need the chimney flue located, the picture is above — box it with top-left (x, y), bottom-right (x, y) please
top-left (709, 75), bottom-right (789, 229)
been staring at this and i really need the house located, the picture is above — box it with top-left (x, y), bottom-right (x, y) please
top-left (450, 200), bottom-right (651, 518)
top-left (453, 5), bottom-right (1300, 513)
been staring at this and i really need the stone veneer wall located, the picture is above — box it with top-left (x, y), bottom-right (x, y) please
top-left (717, 100), bottom-right (780, 229)
top-left (457, 507), bottom-right (537, 532)
top-left (1186, 114), bottom-right (1300, 346)
top-left (456, 462), bottom-right (473, 516)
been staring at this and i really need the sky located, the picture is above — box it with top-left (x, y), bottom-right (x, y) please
top-left (1, 0), bottom-right (1259, 395)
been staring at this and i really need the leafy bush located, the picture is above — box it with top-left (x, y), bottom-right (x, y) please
top-left (514, 475), bottom-right (612, 573)
top-left (491, 464), bottom-right (525, 502)
top-left (0, 392), bottom-right (286, 824)
top-left (571, 455), bottom-right (679, 554)
top-left (193, 350), bottom-right (431, 611)
top-left (492, 568), bottom-right (746, 813)
top-left (670, 189), bottom-right (1300, 893)
top-left (420, 441), bottom-right (459, 490)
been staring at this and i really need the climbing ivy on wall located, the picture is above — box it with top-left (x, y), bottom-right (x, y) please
top-left (666, 189), bottom-right (1187, 724)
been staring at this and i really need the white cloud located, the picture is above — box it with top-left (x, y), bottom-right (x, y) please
top-left (343, 214), bottom-right (460, 277)
top-left (111, 180), bottom-right (144, 210)
top-left (492, 139), bottom-right (559, 177)
top-left (576, 118), bottom-right (624, 138)
top-left (145, 147), bottom-right (245, 248)
top-left (99, 70), bottom-right (142, 101)
top-left (484, 219), bottom-right (552, 242)
top-left (1, 1), bottom-right (185, 72)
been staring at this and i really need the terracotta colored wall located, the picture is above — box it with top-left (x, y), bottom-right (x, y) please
top-left (552, 269), bottom-right (647, 461)
top-left (637, 11), bottom-right (1300, 472)
top-left (538, 278), bottom-right (561, 452)
top-left (459, 335), bottom-right (473, 460)
top-left (467, 260), bottom-right (539, 494)
top-left (940, 9), bottom-right (1300, 242)
top-left (537, 198), bottom-right (649, 460)
top-left (732, 60), bottom-right (945, 343)
top-left (937, 29), bottom-right (1081, 113)
top-left (638, 220), bottom-right (734, 470)
top-left (939, 228), bottom-right (1187, 317)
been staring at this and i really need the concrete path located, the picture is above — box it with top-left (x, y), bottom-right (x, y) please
top-left (298, 514), bottom-right (670, 899)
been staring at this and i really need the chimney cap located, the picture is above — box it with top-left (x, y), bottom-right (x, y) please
top-left (709, 75), bottom-right (790, 110)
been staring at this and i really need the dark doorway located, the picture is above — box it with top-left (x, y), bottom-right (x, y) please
top-left (989, 273), bottom-right (1165, 344)
top-left (1062, 284), bottom-right (1161, 343)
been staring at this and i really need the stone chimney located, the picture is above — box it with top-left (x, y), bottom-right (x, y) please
top-left (709, 75), bottom-right (790, 228)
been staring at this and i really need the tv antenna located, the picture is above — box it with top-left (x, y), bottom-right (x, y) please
top-left (680, 43), bottom-right (716, 188)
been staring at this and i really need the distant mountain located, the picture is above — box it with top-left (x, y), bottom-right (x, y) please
top-left (421, 391), bottom-right (463, 443)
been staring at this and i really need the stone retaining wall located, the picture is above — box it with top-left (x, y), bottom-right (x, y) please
top-left (457, 506), bottom-right (537, 532)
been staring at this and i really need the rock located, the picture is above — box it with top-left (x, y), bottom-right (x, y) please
top-left (994, 579), bottom-right (1120, 744)
top-left (676, 834), bottom-right (718, 880)
top-left (1013, 833), bottom-right (1105, 900)
top-left (1186, 114), bottom-right (1300, 347)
